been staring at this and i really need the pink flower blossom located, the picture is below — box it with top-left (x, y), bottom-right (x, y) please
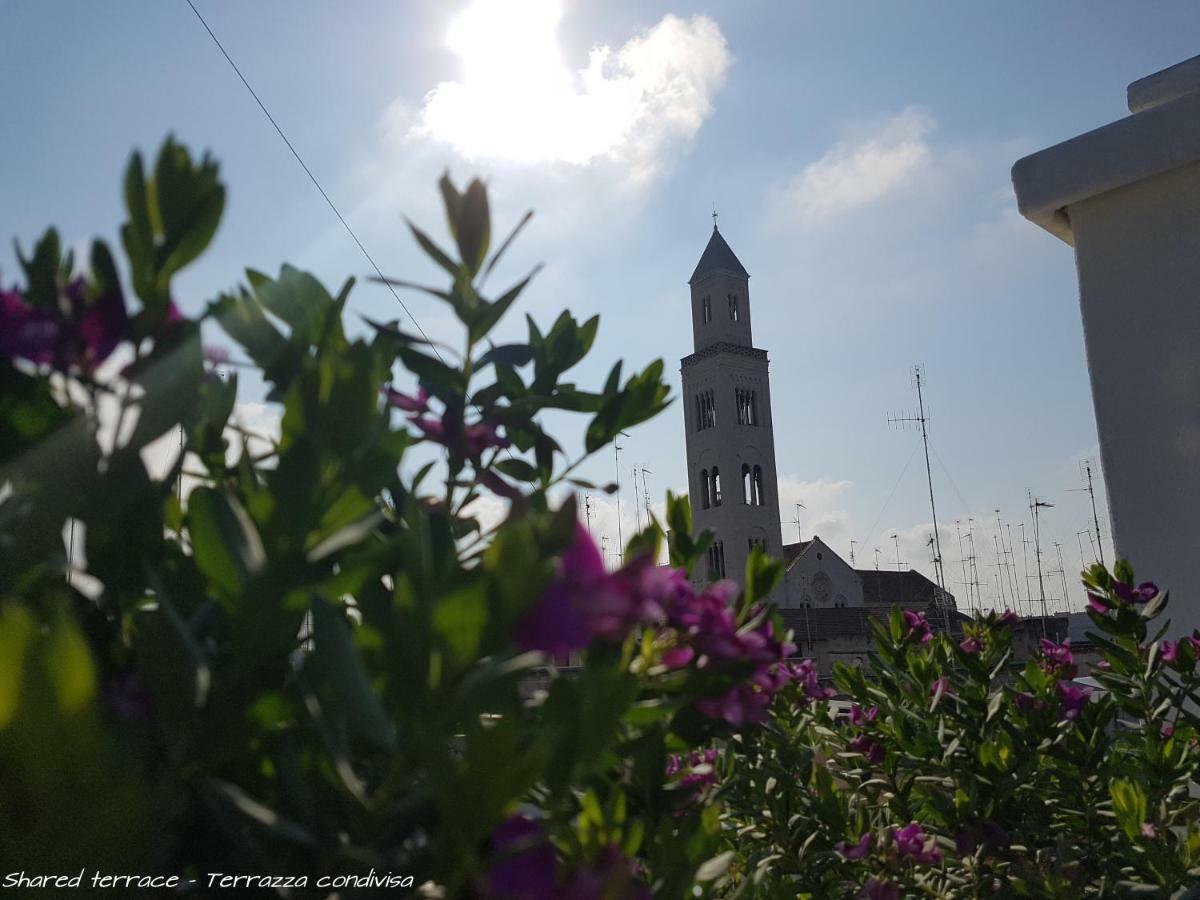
top-left (696, 683), bottom-right (772, 726)
top-left (0, 279), bottom-right (128, 372)
top-left (998, 609), bottom-right (1019, 626)
top-left (903, 609), bottom-right (932, 644)
top-left (890, 822), bottom-right (942, 864)
top-left (1141, 822), bottom-right (1158, 839)
top-left (837, 832), bottom-right (872, 860)
top-left (1161, 640), bottom-right (1179, 664)
top-left (1056, 680), bottom-right (1091, 721)
top-left (931, 676), bottom-right (951, 698)
top-left (1087, 592), bottom-right (1111, 613)
top-left (959, 636), bottom-right (983, 654)
top-left (849, 704), bottom-right (879, 728)
top-left (1114, 580), bottom-right (1159, 604)
top-left (848, 734), bottom-right (885, 765)
top-left (789, 658), bottom-right (837, 702)
top-left (1039, 638), bottom-right (1076, 677)
top-left (384, 386), bottom-right (430, 413)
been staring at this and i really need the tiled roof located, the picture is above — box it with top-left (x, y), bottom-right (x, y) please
top-left (689, 227), bottom-right (750, 283)
top-left (857, 568), bottom-right (954, 609)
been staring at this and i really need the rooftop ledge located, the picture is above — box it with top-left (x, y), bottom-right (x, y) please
top-left (1011, 54), bottom-right (1200, 246)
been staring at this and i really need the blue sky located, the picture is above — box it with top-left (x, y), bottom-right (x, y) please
top-left (4, 1), bottom-right (1198, 611)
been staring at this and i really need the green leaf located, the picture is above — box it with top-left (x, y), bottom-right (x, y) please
top-left (440, 174), bottom-right (491, 276)
top-left (247, 265), bottom-right (333, 346)
top-left (152, 136), bottom-right (225, 283)
top-left (0, 604), bottom-right (35, 730)
top-left (469, 267), bottom-right (541, 344)
top-left (432, 583), bottom-right (489, 664)
top-left (308, 596), bottom-right (395, 749)
top-left (1110, 778), bottom-right (1147, 840)
top-left (187, 487), bottom-right (266, 602)
top-left (14, 228), bottom-right (62, 310)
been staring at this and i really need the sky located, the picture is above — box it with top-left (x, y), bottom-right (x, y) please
top-left (4, 1), bottom-right (1199, 614)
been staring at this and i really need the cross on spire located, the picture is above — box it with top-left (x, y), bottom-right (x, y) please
top-left (711, 203), bottom-right (718, 230)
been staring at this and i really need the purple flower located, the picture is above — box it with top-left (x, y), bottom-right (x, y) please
top-left (696, 683), bottom-right (772, 726)
top-left (1161, 640), bottom-right (1179, 664)
top-left (848, 734), bottom-right (885, 765)
top-left (1087, 592), bottom-right (1111, 614)
top-left (1114, 580), bottom-right (1159, 604)
top-left (486, 815), bottom-right (559, 899)
top-left (902, 609), bottom-right (932, 644)
top-left (559, 845), bottom-right (650, 900)
top-left (660, 644), bottom-right (695, 668)
top-left (959, 636), bottom-right (983, 654)
top-left (667, 748), bottom-right (720, 793)
top-left (513, 526), bottom-right (675, 659)
top-left (861, 880), bottom-right (900, 900)
top-left (837, 832), bottom-right (872, 860)
top-left (849, 704), bottom-right (878, 727)
top-left (890, 822), bottom-right (942, 864)
top-left (1039, 638), bottom-right (1076, 677)
top-left (1056, 680), bottom-right (1091, 721)
top-left (1013, 691), bottom-right (1046, 715)
top-left (789, 658), bottom-right (837, 702)
top-left (1141, 822), bottom-right (1158, 839)
top-left (998, 609), bottom-right (1019, 626)
top-left (384, 386), bottom-right (430, 413)
top-left (930, 676), bottom-right (950, 699)
top-left (0, 279), bottom-right (128, 372)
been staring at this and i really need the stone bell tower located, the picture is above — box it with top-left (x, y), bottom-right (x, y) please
top-left (680, 222), bottom-right (783, 584)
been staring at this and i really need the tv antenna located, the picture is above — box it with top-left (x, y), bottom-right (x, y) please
top-left (1054, 541), bottom-right (1070, 613)
top-left (792, 501), bottom-right (806, 543)
top-left (954, 520), bottom-right (975, 614)
top-left (632, 466), bottom-right (642, 533)
top-left (849, 539), bottom-right (857, 567)
top-left (1028, 490), bottom-right (1054, 635)
top-left (1065, 458), bottom-right (1105, 566)
top-left (890, 533), bottom-right (907, 572)
top-left (613, 433), bottom-right (629, 563)
top-left (584, 494), bottom-right (594, 536)
top-left (640, 466), bottom-right (653, 526)
top-left (874, 547), bottom-right (881, 570)
top-left (887, 365), bottom-right (945, 591)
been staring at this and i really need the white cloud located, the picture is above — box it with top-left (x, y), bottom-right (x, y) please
top-left (777, 475), bottom-right (853, 549)
top-left (773, 106), bottom-right (936, 225)
top-left (408, 1), bottom-right (730, 182)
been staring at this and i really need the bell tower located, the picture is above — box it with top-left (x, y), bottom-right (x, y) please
top-left (680, 223), bottom-right (783, 584)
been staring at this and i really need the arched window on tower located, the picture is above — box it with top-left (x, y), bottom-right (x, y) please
top-left (700, 469), bottom-right (710, 509)
top-left (741, 464), bottom-right (751, 504)
top-left (752, 465), bottom-right (765, 506)
top-left (728, 294), bottom-right (739, 322)
top-left (711, 467), bottom-right (722, 507)
top-left (702, 296), bottom-right (712, 323)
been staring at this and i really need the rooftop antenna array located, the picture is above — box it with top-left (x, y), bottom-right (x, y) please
top-left (792, 501), bottom-right (806, 543)
top-left (640, 466), bottom-right (653, 526)
top-left (584, 494), bottom-right (594, 536)
top-left (887, 365), bottom-right (946, 592)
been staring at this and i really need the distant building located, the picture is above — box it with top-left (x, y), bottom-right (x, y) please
top-left (677, 224), bottom-right (964, 672)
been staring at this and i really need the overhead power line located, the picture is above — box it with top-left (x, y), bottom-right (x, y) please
top-left (182, 0), bottom-right (440, 357)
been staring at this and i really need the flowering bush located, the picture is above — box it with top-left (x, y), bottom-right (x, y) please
top-left (718, 563), bottom-right (1200, 897)
top-left (3, 140), bottom-right (1199, 899)
top-left (0, 139), bottom-right (799, 895)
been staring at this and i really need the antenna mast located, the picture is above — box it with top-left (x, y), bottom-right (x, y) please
top-left (632, 466), bottom-right (642, 533)
top-left (1029, 490), bottom-right (1053, 636)
top-left (849, 539), bottom-right (857, 567)
top-left (890, 533), bottom-right (907, 572)
top-left (887, 365), bottom-right (945, 591)
top-left (1067, 459), bottom-right (1106, 566)
top-left (614, 437), bottom-right (627, 563)
top-left (584, 494), bottom-right (594, 535)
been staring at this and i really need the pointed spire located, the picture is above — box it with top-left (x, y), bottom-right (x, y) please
top-left (689, 225), bottom-right (749, 284)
